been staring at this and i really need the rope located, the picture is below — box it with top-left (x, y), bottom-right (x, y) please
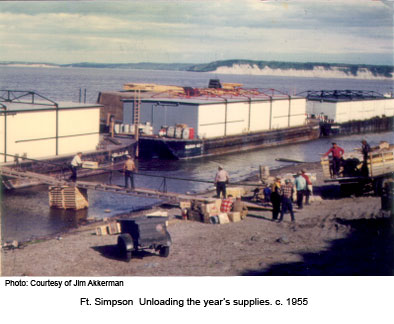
top-left (1, 152), bottom-right (261, 187)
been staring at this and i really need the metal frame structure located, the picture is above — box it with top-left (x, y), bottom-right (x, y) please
top-left (298, 89), bottom-right (386, 101)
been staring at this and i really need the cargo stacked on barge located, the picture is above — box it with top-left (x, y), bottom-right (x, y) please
top-left (99, 80), bottom-right (320, 159)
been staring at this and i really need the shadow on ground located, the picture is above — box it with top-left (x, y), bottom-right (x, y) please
top-left (243, 216), bottom-right (394, 275)
top-left (91, 244), bottom-right (158, 262)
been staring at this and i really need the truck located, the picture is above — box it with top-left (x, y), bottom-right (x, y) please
top-left (321, 142), bottom-right (394, 196)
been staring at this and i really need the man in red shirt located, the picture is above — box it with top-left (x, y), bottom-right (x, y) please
top-left (220, 195), bottom-right (233, 213)
top-left (324, 142), bottom-right (344, 177)
top-left (301, 169), bottom-right (312, 205)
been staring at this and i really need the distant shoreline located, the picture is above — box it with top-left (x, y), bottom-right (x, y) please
top-left (213, 64), bottom-right (393, 80)
top-left (1, 61), bottom-right (392, 80)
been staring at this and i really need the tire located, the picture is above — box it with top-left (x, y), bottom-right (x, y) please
top-left (159, 246), bottom-right (170, 258)
top-left (117, 234), bottom-right (134, 262)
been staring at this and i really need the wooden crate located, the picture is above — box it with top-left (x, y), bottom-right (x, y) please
top-left (49, 186), bottom-right (89, 210)
top-left (226, 187), bottom-right (245, 198)
top-left (228, 212), bottom-right (241, 223)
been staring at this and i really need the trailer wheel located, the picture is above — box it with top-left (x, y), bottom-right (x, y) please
top-left (117, 234), bottom-right (134, 262)
top-left (159, 246), bottom-right (170, 258)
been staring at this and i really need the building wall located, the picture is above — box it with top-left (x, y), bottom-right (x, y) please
top-left (0, 108), bottom-right (100, 162)
top-left (271, 98), bottom-right (306, 129)
top-left (307, 98), bottom-right (394, 123)
top-left (134, 97), bottom-right (307, 139)
top-left (58, 109), bottom-right (100, 155)
top-left (249, 101), bottom-right (271, 132)
top-left (197, 103), bottom-right (226, 138)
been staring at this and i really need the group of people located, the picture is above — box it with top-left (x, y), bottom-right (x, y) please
top-left (270, 170), bottom-right (312, 223)
top-left (219, 195), bottom-right (248, 219)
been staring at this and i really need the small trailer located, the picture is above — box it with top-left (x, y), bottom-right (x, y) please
top-left (117, 216), bottom-right (172, 262)
top-left (321, 144), bottom-right (394, 196)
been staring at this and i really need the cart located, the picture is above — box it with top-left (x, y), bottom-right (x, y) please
top-left (321, 145), bottom-right (394, 196)
top-left (117, 216), bottom-right (172, 262)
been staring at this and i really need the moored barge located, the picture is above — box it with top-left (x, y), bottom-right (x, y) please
top-left (101, 81), bottom-right (321, 159)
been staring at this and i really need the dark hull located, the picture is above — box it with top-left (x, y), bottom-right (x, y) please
top-left (139, 122), bottom-right (321, 160)
top-left (320, 116), bottom-right (394, 137)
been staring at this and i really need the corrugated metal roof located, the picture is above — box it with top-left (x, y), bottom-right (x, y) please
top-left (0, 101), bottom-right (102, 113)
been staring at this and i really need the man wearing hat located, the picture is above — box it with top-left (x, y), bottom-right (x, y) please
top-left (214, 166), bottom-right (229, 198)
top-left (270, 176), bottom-right (282, 221)
top-left (70, 152), bottom-right (83, 182)
top-left (123, 155), bottom-right (136, 189)
top-left (278, 179), bottom-right (295, 222)
top-left (323, 142), bottom-right (344, 177)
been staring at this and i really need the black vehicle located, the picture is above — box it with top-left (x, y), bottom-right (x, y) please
top-left (117, 216), bottom-right (172, 262)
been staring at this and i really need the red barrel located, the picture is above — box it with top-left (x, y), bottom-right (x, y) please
top-left (188, 127), bottom-right (195, 139)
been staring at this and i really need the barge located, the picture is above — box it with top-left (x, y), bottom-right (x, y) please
top-left (304, 90), bottom-right (394, 137)
top-left (97, 84), bottom-right (394, 160)
top-left (138, 122), bottom-right (320, 159)
top-left (100, 80), bottom-right (321, 159)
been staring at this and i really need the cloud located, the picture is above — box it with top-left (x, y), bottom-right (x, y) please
top-left (0, 0), bottom-right (392, 64)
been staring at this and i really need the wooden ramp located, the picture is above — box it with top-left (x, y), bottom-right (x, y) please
top-left (0, 166), bottom-right (206, 203)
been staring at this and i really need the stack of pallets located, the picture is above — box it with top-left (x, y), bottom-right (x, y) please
top-left (49, 186), bottom-right (89, 210)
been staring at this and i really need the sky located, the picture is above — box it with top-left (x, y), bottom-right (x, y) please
top-left (0, 0), bottom-right (393, 66)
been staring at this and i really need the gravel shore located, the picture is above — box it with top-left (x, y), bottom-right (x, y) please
top-left (2, 161), bottom-right (393, 276)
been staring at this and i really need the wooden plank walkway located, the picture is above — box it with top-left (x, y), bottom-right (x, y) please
top-left (0, 166), bottom-right (208, 203)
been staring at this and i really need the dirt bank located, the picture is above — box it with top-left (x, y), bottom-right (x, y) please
top-left (2, 161), bottom-right (393, 276)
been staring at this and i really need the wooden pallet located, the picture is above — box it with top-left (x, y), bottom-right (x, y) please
top-left (49, 186), bottom-right (89, 210)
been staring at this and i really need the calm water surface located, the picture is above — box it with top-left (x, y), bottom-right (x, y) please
top-left (1, 67), bottom-right (393, 242)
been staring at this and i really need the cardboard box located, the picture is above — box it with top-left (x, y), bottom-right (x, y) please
top-left (179, 201), bottom-right (191, 209)
top-left (107, 222), bottom-right (121, 235)
top-left (218, 213), bottom-right (230, 224)
top-left (226, 187), bottom-right (245, 198)
top-left (228, 212), bottom-right (241, 223)
top-left (95, 225), bottom-right (109, 236)
top-left (201, 203), bottom-right (219, 216)
top-left (82, 161), bottom-right (99, 169)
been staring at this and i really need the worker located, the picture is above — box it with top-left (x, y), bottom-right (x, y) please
top-left (232, 196), bottom-right (248, 219)
top-left (278, 179), bottom-right (295, 223)
top-left (123, 155), bottom-right (136, 189)
top-left (214, 166), bottom-right (229, 198)
top-left (263, 184), bottom-right (272, 204)
top-left (220, 194), bottom-right (233, 213)
top-left (270, 176), bottom-right (282, 221)
top-left (70, 152), bottom-right (83, 182)
top-left (323, 142), bottom-right (344, 177)
top-left (294, 171), bottom-right (307, 209)
top-left (361, 139), bottom-right (371, 176)
top-left (301, 169), bottom-right (313, 205)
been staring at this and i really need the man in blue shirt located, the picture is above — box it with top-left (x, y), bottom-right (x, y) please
top-left (294, 171), bottom-right (307, 209)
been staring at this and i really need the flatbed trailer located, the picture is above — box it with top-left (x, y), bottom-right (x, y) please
top-left (321, 145), bottom-right (394, 196)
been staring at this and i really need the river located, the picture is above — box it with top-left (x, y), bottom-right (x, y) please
top-left (0, 66), bottom-right (393, 242)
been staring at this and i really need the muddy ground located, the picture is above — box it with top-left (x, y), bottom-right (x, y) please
top-left (1, 162), bottom-right (393, 276)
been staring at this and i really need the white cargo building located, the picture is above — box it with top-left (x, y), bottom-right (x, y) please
top-left (123, 95), bottom-right (307, 139)
top-left (306, 90), bottom-right (394, 123)
top-left (0, 91), bottom-right (101, 163)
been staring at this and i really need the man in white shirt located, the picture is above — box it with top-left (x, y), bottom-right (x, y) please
top-left (214, 166), bottom-right (229, 198)
top-left (70, 152), bottom-right (83, 182)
